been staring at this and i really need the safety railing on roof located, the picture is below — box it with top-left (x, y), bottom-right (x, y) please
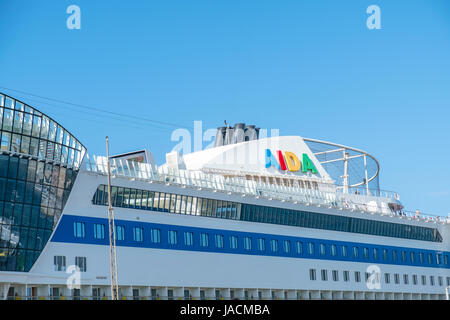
top-left (81, 155), bottom-right (450, 224)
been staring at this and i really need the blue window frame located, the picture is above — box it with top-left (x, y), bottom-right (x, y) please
top-left (230, 235), bottom-right (238, 249)
top-left (363, 248), bottom-right (369, 259)
top-left (150, 228), bottom-right (161, 243)
top-left (116, 225), bottom-right (125, 241)
top-left (296, 241), bottom-right (303, 255)
top-left (352, 246), bottom-right (359, 258)
top-left (73, 222), bottom-right (85, 238)
top-left (320, 243), bottom-right (326, 256)
top-left (283, 240), bottom-right (290, 253)
top-left (94, 223), bottom-right (105, 239)
top-left (257, 238), bottom-right (265, 251)
top-left (133, 227), bottom-right (144, 242)
top-left (401, 250), bottom-right (406, 262)
top-left (308, 242), bottom-right (315, 255)
top-left (215, 234), bottom-right (224, 248)
top-left (168, 230), bottom-right (178, 245)
top-left (200, 233), bottom-right (209, 247)
top-left (342, 245), bottom-right (348, 257)
top-left (184, 232), bottom-right (194, 246)
top-left (331, 244), bottom-right (337, 256)
top-left (244, 237), bottom-right (252, 251)
top-left (270, 239), bottom-right (278, 252)
top-left (392, 250), bottom-right (397, 262)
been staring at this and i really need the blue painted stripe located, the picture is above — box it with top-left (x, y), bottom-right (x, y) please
top-left (51, 214), bottom-right (450, 270)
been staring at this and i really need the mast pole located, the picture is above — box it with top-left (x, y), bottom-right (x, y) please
top-left (106, 136), bottom-right (119, 300)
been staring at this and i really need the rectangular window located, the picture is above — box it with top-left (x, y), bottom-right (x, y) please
top-left (116, 225), bottom-right (125, 241)
top-left (410, 252), bottom-right (415, 263)
top-left (363, 248), bottom-right (369, 259)
top-left (295, 241), bottom-right (302, 255)
top-left (257, 238), bottom-right (266, 251)
top-left (283, 240), bottom-right (290, 253)
top-left (412, 274), bottom-right (418, 285)
top-left (403, 274), bottom-right (409, 285)
top-left (308, 242), bottom-right (314, 255)
top-left (75, 256), bottom-right (87, 272)
top-left (427, 253), bottom-right (432, 264)
top-left (438, 276), bottom-right (443, 286)
top-left (354, 271), bottom-right (361, 283)
top-left (384, 273), bottom-right (390, 284)
top-left (215, 234), bottom-right (224, 248)
top-left (184, 232), bottom-right (194, 246)
top-left (133, 227), bottom-right (144, 242)
top-left (373, 248), bottom-right (378, 260)
top-left (54, 255), bottom-right (66, 271)
top-left (73, 222), bottom-right (85, 238)
top-left (430, 276), bottom-right (435, 286)
top-left (309, 269), bottom-right (316, 281)
top-left (392, 250), bottom-right (397, 262)
top-left (382, 249), bottom-right (388, 261)
top-left (332, 270), bottom-right (339, 281)
top-left (321, 269), bottom-right (328, 281)
top-left (230, 236), bottom-right (238, 249)
top-left (419, 252), bottom-right (424, 264)
top-left (94, 223), bottom-right (105, 240)
top-left (168, 230), bottom-right (178, 245)
top-left (343, 271), bottom-right (350, 282)
top-left (421, 275), bottom-right (426, 286)
top-left (270, 239), bottom-right (278, 252)
top-left (150, 228), bottom-right (161, 243)
top-left (353, 247), bottom-right (359, 258)
top-left (342, 245), bottom-right (348, 257)
top-left (401, 251), bottom-right (406, 262)
top-left (394, 273), bottom-right (400, 284)
top-left (200, 233), bottom-right (209, 247)
top-left (244, 237), bottom-right (252, 251)
top-left (319, 243), bottom-right (326, 256)
top-left (331, 244), bottom-right (337, 256)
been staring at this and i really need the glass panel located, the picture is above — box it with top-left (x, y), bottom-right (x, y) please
top-left (2, 108), bottom-right (13, 131)
top-left (31, 115), bottom-right (41, 137)
top-left (20, 136), bottom-right (30, 154)
top-left (23, 113), bottom-right (32, 135)
top-left (11, 133), bottom-right (21, 152)
top-left (1, 132), bottom-right (11, 151)
top-left (13, 110), bottom-right (23, 133)
top-left (40, 116), bottom-right (49, 139)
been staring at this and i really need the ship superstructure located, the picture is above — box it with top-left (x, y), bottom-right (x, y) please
top-left (0, 93), bottom-right (448, 300)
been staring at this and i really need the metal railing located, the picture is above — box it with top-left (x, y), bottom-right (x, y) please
top-left (82, 155), bottom-right (450, 224)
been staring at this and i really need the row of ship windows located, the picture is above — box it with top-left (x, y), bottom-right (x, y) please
top-left (92, 185), bottom-right (443, 243)
top-left (53, 255), bottom-right (86, 272)
top-left (73, 222), bottom-right (449, 266)
top-left (309, 269), bottom-right (450, 287)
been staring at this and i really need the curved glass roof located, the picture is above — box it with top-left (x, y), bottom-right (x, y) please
top-left (0, 92), bottom-right (86, 167)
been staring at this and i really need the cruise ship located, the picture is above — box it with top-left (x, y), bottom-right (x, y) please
top-left (0, 92), bottom-right (449, 300)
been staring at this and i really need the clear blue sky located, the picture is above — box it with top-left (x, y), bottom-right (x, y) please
top-left (0, 0), bottom-right (449, 216)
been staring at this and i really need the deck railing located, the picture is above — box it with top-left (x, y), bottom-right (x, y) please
top-left (82, 155), bottom-right (450, 224)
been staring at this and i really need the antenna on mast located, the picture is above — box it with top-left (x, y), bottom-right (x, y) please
top-left (106, 136), bottom-right (119, 300)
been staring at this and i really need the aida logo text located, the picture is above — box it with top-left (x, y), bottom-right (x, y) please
top-left (265, 149), bottom-right (317, 174)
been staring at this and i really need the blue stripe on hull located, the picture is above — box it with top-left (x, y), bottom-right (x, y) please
top-left (51, 214), bottom-right (450, 270)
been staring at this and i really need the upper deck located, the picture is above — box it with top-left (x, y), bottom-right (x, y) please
top-left (82, 153), bottom-right (450, 226)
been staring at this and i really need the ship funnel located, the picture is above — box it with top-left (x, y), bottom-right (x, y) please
top-left (244, 125), bottom-right (257, 141)
top-left (224, 126), bottom-right (234, 145)
top-left (214, 127), bottom-right (226, 147)
top-left (232, 123), bottom-right (245, 143)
